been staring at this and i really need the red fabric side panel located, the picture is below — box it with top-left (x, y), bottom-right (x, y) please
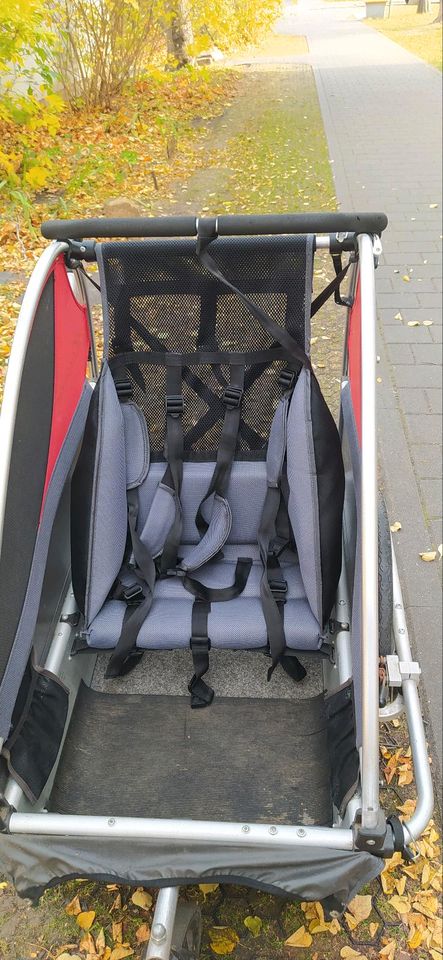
top-left (41, 258), bottom-right (90, 513)
top-left (348, 272), bottom-right (362, 446)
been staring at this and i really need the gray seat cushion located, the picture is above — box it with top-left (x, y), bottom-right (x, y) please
top-left (86, 545), bottom-right (323, 652)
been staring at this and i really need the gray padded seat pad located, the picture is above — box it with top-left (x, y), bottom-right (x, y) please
top-left (87, 547), bottom-right (322, 652)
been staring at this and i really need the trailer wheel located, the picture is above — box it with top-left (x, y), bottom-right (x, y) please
top-left (171, 902), bottom-right (202, 960)
top-left (378, 495), bottom-right (394, 657)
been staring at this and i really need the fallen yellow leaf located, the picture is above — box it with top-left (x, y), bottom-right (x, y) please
top-left (135, 922), bottom-right (151, 943)
top-left (407, 320), bottom-right (420, 326)
top-left (65, 895), bottom-right (82, 916)
top-left (285, 925), bottom-right (313, 948)
top-left (109, 948), bottom-right (134, 960)
top-left (209, 926), bottom-right (240, 955)
top-left (131, 888), bottom-right (153, 910)
top-left (369, 921), bottom-right (379, 938)
top-left (420, 550), bottom-right (437, 562)
top-left (423, 320), bottom-right (434, 326)
top-left (402, 274), bottom-right (411, 282)
top-left (110, 893), bottom-right (122, 911)
top-left (199, 883), bottom-right (219, 897)
top-left (244, 915), bottom-right (262, 937)
top-left (79, 932), bottom-right (96, 953)
top-left (56, 955), bottom-right (82, 960)
top-left (96, 927), bottom-right (106, 954)
top-left (77, 910), bottom-right (96, 930)
top-left (340, 948), bottom-right (366, 959)
top-left (379, 942), bottom-right (396, 960)
top-left (347, 894), bottom-right (372, 925)
top-left (390, 521), bottom-right (402, 533)
top-left (388, 895), bottom-right (410, 915)
top-left (394, 312), bottom-right (403, 320)
top-left (0, 881), bottom-right (8, 890)
top-left (408, 929), bottom-right (423, 949)
top-left (112, 921), bottom-right (123, 943)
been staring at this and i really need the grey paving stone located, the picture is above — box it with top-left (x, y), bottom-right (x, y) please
top-left (396, 388), bottom-right (430, 415)
top-left (395, 365), bottom-right (441, 389)
top-left (411, 343), bottom-right (442, 365)
top-left (386, 343), bottom-right (414, 365)
top-left (426, 389), bottom-right (443, 414)
top-left (406, 413), bottom-right (442, 444)
top-left (382, 325), bottom-right (433, 344)
top-left (420, 478), bottom-right (443, 520)
top-left (411, 444), bottom-right (443, 480)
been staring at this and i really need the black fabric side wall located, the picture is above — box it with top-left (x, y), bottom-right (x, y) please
top-left (310, 375), bottom-right (345, 624)
top-left (0, 277), bottom-right (54, 685)
top-left (70, 373), bottom-right (101, 613)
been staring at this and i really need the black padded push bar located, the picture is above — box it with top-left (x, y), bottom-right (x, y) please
top-left (41, 211), bottom-right (388, 241)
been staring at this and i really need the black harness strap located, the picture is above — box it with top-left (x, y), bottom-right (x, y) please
top-left (195, 363), bottom-right (245, 536)
top-left (189, 600), bottom-right (214, 708)
top-left (106, 488), bottom-right (156, 678)
top-left (182, 557), bottom-right (252, 603)
top-left (310, 256), bottom-right (352, 318)
top-left (267, 550), bottom-right (306, 683)
top-left (160, 363), bottom-right (184, 575)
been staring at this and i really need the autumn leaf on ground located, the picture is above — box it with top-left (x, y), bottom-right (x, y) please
top-left (209, 926), bottom-right (240, 955)
top-left (388, 894), bottom-right (410, 915)
top-left (135, 922), bottom-right (151, 943)
top-left (96, 927), bottom-right (106, 954)
top-left (284, 925), bottom-right (313, 948)
top-left (112, 921), bottom-right (123, 943)
top-left (77, 910), bottom-right (96, 930)
top-left (379, 941), bottom-right (396, 960)
top-left (56, 955), bottom-right (82, 960)
top-left (390, 521), bottom-right (402, 533)
top-left (420, 550), bottom-right (437, 562)
top-left (110, 893), bottom-right (122, 911)
top-left (79, 932), bottom-right (97, 953)
top-left (199, 883), bottom-right (219, 898)
top-left (65, 894), bottom-right (82, 916)
top-left (244, 915), bottom-right (262, 937)
top-left (347, 894), bottom-right (372, 926)
top-left (109, 948), bottom-right (134, 960)
top-left (340, 947), bottom-right (367, 959)
top-left (131, 888), bottom-right (153, 910)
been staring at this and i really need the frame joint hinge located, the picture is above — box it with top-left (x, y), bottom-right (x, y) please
top-left (385, 654), bottom-right (421, 687)
top-left (353, 809), bottom-right (388, 855)
top-left (0, 797), bottom-right (14, 834)
top-left (329, 618), bottom-right (350, 635)
top-left (60, 611), bottom-right (80, 627)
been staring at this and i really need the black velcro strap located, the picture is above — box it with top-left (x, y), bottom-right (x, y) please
top-left (182, 557), bottom-right (252, 603)
top-left (310, 258), bottom-right (351, 318)
top-left (189, 600), bottom-right (214, 709)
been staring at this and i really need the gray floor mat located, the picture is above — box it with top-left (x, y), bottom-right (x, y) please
top-left (50, 682), bottom-right (333, 825)
top-left (92, 649), bottom-right (324, 699)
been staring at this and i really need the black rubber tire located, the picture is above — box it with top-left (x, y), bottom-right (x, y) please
top-left (378, 495), bottom-right (394, 657)
top-left (171, 902), bottom-right (202, 960)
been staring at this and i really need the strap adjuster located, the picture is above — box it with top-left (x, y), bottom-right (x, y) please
top-left (165, 395), bottom-right (184, 417)
top-left (123, 584), bottom-right (144, 605)
top-left (279, 368), bottom-right (296, 391)
top-left (115, 376), bottom-right (133, 400)
top-left (190, 636), bottom-right (212, 652)
top-left (222, 385), bottom-right (243, 409)
top-left (269, 578), bottom-right (288, 600)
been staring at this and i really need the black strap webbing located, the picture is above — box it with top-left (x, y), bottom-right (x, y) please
top-left (195, 363), bottom-right (245, 536)
top-left (106, 488), bottom-right (156, 678)
top-left (160, 364), bottom-right (184, 575)
top-left (310, 258), bottom-right (351, 318)
top-left (258, 484), bottom-right (287, 672)
top-left (182, 557), bottom-right (252, 603)
top-left (267, 552), bottom-right (306, 683)
top-left (189, 600), bottom-right (214, 708)
top-left (196, 231), bottom-right (313, 373)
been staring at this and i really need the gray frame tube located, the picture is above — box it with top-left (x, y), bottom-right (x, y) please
top-left (358, 234), bottom-right (380, 829)
top-left (145, 887), bottom-right (180, 960)
top-left (391, 545), bottom-right (434, 843)
top-left (0, 241), bottom-right (68, 557)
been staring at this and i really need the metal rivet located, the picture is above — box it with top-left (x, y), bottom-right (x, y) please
top-left (395, 603), bottom-right (402, 609)
top-left (399, 628), bottom-right (405, 634)
top-left (296, 828), bottom-right (306, 838)
top-left (269, 826), bottom-right (278, 835)
top-left (339, 599), bottom-right (345, 605)
top-left (242, 825), bottom-right (250, 833)
top-left (330, 910), bottom-right (341, 919)
top-left (151, 923), bottom-right (167, 943)
top-left (108, 818), bottom-right (116, 827)
top-left (367, 839), bottom-right (376, 846)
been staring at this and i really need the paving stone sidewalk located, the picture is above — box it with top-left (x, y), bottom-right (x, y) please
top-left (284, 0), bottom-right (442, 776)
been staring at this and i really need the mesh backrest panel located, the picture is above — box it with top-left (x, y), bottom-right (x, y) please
top-left (98, 235), bottom-right (313, 459)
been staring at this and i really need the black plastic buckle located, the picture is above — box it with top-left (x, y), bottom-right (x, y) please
top-left (165, 395), bottom-right (184, 417)
top-left (123, 584), bottom-right (144, 605)
top-left (222, 385), bottom-right (243, 409)
top-left (279, 368), bottom-right (296, 391)
top-left (269, 578), bottom-right (288, 600)
top-left (115, 376), bottom-right (133, 401)
top-left (190, 636), bottom-right (212, 652)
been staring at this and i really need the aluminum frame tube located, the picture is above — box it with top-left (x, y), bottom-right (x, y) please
top-left (7, 812), bottom-right (354, 850)
top-left (144, 887), bottom-right (180, 960)
top-left (390, 546), bottom-right (434, 843)
top-left (358, 234), bottom-right (380, 830)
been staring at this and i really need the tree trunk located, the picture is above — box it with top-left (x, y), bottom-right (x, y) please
top-left (434, 0), bottom-right (443, 21)
top-left (166, 0), bottom-right (193, 66)
top-left (417, 0), bottom-right (431, 13)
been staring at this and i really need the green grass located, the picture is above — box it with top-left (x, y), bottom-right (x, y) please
top-left (369, 3), bottom-right (442, 70)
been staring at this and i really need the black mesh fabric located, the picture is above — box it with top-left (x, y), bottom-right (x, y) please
top-left (99, 235), bottom-right (313, 459)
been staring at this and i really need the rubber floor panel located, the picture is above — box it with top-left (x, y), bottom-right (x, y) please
top-left (50, 683), bottom-right (333, 825)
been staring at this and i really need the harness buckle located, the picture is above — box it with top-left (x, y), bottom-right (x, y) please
top-left (165, 395), bottom-right (184, 417)
top-left (190, 636), bottom-right (212, 652)
top-left (115, 376), bottom-right (133, 400)
top-left (123, 584), bottom-right (144, 605)
top-left (269, 578), bottom-right (288, 600)
top-left (279, 368), bottom-right (296, 391)
top-left (222, 385), bottom-right (243, 409)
